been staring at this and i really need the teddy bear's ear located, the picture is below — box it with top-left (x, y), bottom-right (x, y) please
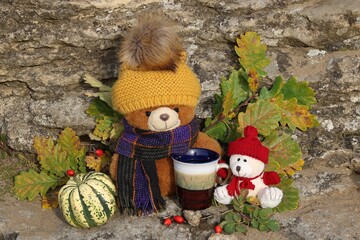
top-left (119, 12), bottom-right (184, 71)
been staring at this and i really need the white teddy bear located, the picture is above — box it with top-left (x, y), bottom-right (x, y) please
top-left (214, 126), bottom-right (283, 209)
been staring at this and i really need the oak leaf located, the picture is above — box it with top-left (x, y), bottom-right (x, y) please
top-left (280, 76), bottom-right (317, 108)
top-left (85, 153), bottom-right (111, 172)
top-left (274, 175), bottom-right (300, 212)
top-left (33, 138), bottom-right (69, 177)
top-left (263, 132), bottom-right (302, 175)
top-left (259, 76), bottom-right (284, 100)
top-left (83, 73), bottom-right (112, 106)
top-left (248, 68), bottom-right (260, 92)
top-left (235, 32), bottom-right (270, 77)
top-left (86, 98), bottom-right (123, 142)
top-left (57, 127), bottom-right (86, 173)
top-left (221, 69), bottom-right (249, 117)
top-left (12, 170), bottom-right (59, 201)
top-left (41, 191), bottom-right (59, 209)
top-left (237, 99), bottom-right (281, 137)
top-left (272, 96), bottom-right (319, 131)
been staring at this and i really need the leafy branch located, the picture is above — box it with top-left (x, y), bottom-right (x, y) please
top-left (203, 93), bottom-right (258, 133)
top-left (12, 128), bottom-right (109, 207)
top-left (220, 191), bottom-right (280, 234)
top-left (206, 32), bottom-right (319, 234)
top-left (83, 73), bottom-right (123, 145)
top-left (12, 128), bottom-right (86, 202)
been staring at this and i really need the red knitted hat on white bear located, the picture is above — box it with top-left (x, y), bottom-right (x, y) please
top-left (227, 126), bottom-right (269, 164)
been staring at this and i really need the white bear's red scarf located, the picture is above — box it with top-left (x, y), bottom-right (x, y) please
top-left (226, 171), bottom-right (280, 196)
top-left (115, 118), bottom-right (199, 214)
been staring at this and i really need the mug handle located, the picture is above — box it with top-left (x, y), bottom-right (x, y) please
top-left (215, 163), bottom-right (231, 186)
top-left (217, 163), bottom-right (229, 171)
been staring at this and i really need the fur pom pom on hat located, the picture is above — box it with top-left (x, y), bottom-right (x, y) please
top-left (112, 13), bottom-right (201, 114)
top-left (118, 13), bottom-right (183, 71)
top-left (227, 126), bottom-right (269, 164)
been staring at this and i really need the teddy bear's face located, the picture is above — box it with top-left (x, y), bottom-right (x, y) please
top-left (229, 154), bottom-right (265, 178)
top-left (124, 105), bottom-right (195, 131)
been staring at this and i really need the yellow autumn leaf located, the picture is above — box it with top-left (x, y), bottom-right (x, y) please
top-left (247, 196), bottom-right (260, 206)
top-left (228, 112), bottom-right (237, 120)
top-left (41, 191), bottom-right (59, 209)
top-left (86, 155), bottom-right (101, 172)
top-left (284, 168), bottom-right (295, 176)
top-left (248, 68), bottom-right (260, 92)
top-left (284, 159), bottom-right (305, 176)
top-left (85, 152), bottom-right (112, 172)
top-left (235, 32), bottom-right (270, 77)
top-left (272, 95), bottom-right (319, 131)
top-left (222, 91), bottom-right (235, 117)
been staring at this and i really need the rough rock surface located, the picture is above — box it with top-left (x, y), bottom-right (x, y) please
top-left (1, 0), bottom-right (359, 239)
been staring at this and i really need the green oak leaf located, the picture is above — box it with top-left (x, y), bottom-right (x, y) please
top-left (83, 73), bottom-right (112, 92)
top-left (12, 170), bottom-right (59, 201)
top-left (206, 119), bottom-right (241, 143)
top-left (221, 69), bottom-right (249, 116)
top-left (93, 117), bottom-right (115, 141)
top-left (237, 99), bottom-right (281, 136)
top-left (259, 76), bottom-right (284, 100)
top-left (33, 137), bottom-right (69, 177)
top-left (263, 131), bottom-right (303, 175)
top-left (86, 97), bottom-right (117, 119)
top-left (204, 121), bottom-right (226, 140)
top-left (280, 76), bottom-right (317, 108)
top-left (235, 32), bottom-right (270, 77)
top-left (213, 94), bottom-right (223, 117)
top-left (204, 117), bottom-right (212, 128)
top-left (86, 98), bottom-right (123, 142)
top-left (275, 175), bottom-right (300, 212)
top-left (57, 128), bottom-right (87, 173)
top-left (225, 122), bottom-right (242, 143)
top-left (83, 73), bottom-right (113, 107)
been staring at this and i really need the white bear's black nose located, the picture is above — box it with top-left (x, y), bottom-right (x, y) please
top-left (160, 113), bottom-right (170, 121)
top-left (236, 166), bottom-right (241, 172)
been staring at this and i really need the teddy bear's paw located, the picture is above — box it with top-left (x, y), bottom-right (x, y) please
top-left (214, 185), bottom-right (233, 205)
top-left (258, 187), bottom-right (283, 209)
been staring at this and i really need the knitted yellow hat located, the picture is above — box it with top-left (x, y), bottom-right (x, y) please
top-left (112, 52), bottom-right (201, 115)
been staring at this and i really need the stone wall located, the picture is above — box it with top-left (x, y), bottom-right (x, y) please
top-left (1, 0), bottom-right (359, 153)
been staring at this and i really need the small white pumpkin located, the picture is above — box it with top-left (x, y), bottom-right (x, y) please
top-left (58, 171), bottom-right (117, 228)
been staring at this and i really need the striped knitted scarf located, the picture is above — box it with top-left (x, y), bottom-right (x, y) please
top-left (115, 118), bottom-right (199, 214)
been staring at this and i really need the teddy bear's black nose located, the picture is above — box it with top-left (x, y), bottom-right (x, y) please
top-left (236, 166), bottom-right (241, 172)
top-left (160, 113), bottom-right (170, 121)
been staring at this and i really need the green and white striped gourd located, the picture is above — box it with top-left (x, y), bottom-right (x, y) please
top-left (58, 171), bottom-right (117, 228)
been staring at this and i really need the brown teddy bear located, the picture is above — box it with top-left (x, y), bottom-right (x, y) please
top-left (109, 13), bottom-right (221, 214)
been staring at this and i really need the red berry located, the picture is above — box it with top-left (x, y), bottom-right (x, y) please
top-left (173, 215), bottom-right (185, 224)
top-left (66, 169), bottom-right (75, 177)
top-left (214, 225), bottom-right (222, 234)
top-left (163, 218), bottom-right (172, 226)
top-left (95, 149), bottom-right (104, 157)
